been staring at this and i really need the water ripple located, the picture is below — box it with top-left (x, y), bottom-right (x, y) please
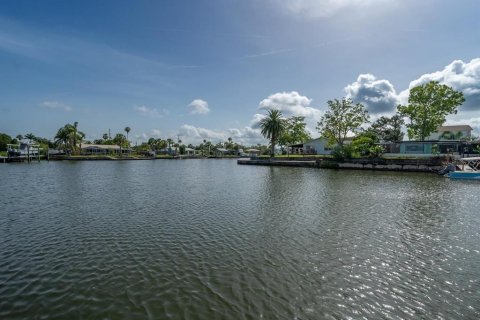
top-left (1, 161), bottom-right (480, 319)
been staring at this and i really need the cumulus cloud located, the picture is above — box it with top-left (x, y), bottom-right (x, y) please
top-left (401, 58), bottom-right (480, 111)
top-left (276, 0), bottom-right (396, 18)
top-left (188, 99), bottom-right (210, 115)
top-left (40, 101), bottom-right (72, 111)
top-left (345, 74), bottom-right (399, 114)
top-left (177, 124), bottom-right (264, 145)
top-left (258, 91), bottom-right (322, 120)
top-left (134, 105), bottom-right (168, 118)
top-left (178, 124), bottom-right (225, 141)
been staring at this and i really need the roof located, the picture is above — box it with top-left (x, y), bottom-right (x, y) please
top-left (246, 148), bottom-right (260, 152)
top-left (81, 144), bottom-right (120, 150)
top-left (216, 148), bottom-right (228, 152)
top-left (438, 125), bottom-right (473, 132)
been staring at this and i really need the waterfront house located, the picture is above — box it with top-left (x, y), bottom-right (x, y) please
top-left (427, 125), bottom-right (473, 141)
top-left (81, 144), bottom-right (131, 155)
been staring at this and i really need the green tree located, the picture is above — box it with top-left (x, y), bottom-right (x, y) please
top-left (397, 81), bottom-right (465, 140)
top-left (103, 133), bottom-right (109, 141)
top-left (124, 127), bottom-right (131, 141)
top-left (279, 116), bottom-right (311, 154)
top-left (25, 133), bottom-right (36, 143)
top-left (317, 98), bottom-right (369, 146)
top-left (0, 133), bottom-right (13, 151)
top-left (370, 114), bottom-right (404, 142)
top-left (259, 109), bottom-right (287, 157)
top-left (113, 133), bottom-right (127, 157)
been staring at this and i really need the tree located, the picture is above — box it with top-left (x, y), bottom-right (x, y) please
top-left (103, 133), bottom-right (109, 141)
top-left (124, 127), bottom-right (131, 141)
top-left (0, 133), bottom-right (12, 151)
top-left (397, 81), bottom-right (465, 140)
top-left (113, 133), bottom-right (127, 157)
top-left (370, 114), bottom-right (404, 142)
top-left (279, 116), bottom-right (311, 154)
top-left (25, 133), bottom-right (36, 143)
top-left (316, 98), bottom-right (369, 146)
top-left (54, 122), bottom-right (85, 154)
top-left (259, 109), bottom-right (287, 157)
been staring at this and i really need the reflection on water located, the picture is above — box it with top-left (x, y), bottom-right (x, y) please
top-left (0, 160), bottom-right (479, 319)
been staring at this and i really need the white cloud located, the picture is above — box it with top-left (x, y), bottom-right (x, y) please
top-left (40, 101), bottom-right (72, 111)
top-left (345, 74), bottom-right (399, 114)
top-left (134, 105), bottom-right (168, 118)
top-left (188, 99), bottom-right (210, 115)
top-left (276, 0), bottom-right (396, 18)
top-left (258, 91), bottom-right (321, 120)
top-left (257, 91), bottom-right (322, 135)
top-left (178, 124), bottom-right (225, 142)
top-left (177, 124), bottom-right (265, 145)
top-left (400, 58), bottom-right (480, 111)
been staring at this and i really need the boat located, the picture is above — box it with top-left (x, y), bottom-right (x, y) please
top-left (445, 157), bottom-right (480, 180)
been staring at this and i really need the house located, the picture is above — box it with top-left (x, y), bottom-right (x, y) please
top-left (184, 147), bottom-right (197, 156)
top-left (301, 137), bottom-right (354, 155)
top-left (427, 125), bottom-right (473, 140)
top-left (81, 144), bottom-right (131, 155)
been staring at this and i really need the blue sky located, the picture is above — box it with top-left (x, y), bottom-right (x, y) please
top-left (1, 0), bottom-right (480, 145)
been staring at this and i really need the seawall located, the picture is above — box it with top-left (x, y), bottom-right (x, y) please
top-left (237, 157), bottom-right (444, 173)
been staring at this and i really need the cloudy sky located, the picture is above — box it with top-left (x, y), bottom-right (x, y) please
top-left (1, 0), bottom-right (480, 145)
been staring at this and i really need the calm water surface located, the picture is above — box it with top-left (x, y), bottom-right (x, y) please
top-left (1, 159), bottom-right (479, 319)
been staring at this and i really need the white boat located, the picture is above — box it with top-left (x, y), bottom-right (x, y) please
top-left (446, 157), bottom-right (480, 180)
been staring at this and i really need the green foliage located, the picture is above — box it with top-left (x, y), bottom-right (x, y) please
top-left (279, 116), bottom-right (311, 151)
top-left (259, 109), bottom-right (287, 157)
top-left (351, 136), bottom-right (375, 157)
top-left (369, 145), bottom-right (385, 158)
top-left (397, 81), bottom-right (465, 140)
top-left (370, 114), bottom-right (404, 142)
top-left (113, 133), bottom-right (128, 147)
top-left (331, 144), bottom-right (354, 162)
top-left (54, 122), bottom-right (85, 154)
top-left (317, 98), bottom-right (369, 146)
top-left (0, 132), bottom-right (13, 151)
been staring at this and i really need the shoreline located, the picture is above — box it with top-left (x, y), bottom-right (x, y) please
top-left (237, 157), bottom-right (444, 173)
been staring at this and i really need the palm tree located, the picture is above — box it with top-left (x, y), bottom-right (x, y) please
top-left (16, 134), bottom-right (23, 142)
top-left (25, 133), bottom-right (36, 143)
top-left (124, 127), bottom-right (131, 141)
top-left (103, 133), bottom-right (109, 141)
top-left (259, 109), bottom-right (287, 157)
top-left (113, 133), bottom-right (127, 157)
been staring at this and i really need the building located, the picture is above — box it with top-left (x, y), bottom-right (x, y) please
top-left (81, 144), bottom-right (131, 155)
top-left (427, 125), bottom-right (473, 140)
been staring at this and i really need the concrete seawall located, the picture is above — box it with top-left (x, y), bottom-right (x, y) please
top-left (237, 158), bottom-right (443, 173)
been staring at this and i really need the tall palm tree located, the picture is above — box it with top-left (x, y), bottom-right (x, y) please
top-left (25, 133), bottom-right (36, 143)
top-left (259, 109), bottom-right (286, 157)
top-left (124, 127), bottom-right (131, 141)
top-left (113, 133), bottom-right (127, 157)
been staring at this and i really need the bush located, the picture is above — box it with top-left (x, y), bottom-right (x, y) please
top-left (331, 144), bottom-right (354, 162)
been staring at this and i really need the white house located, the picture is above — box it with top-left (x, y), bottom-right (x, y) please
top-left (427, 125), bottom-right (472, 140)
top-left (303, 138), bottom-right (332, 155)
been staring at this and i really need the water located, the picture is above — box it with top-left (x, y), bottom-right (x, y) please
top-left (1, 159), bottom-right (479, 319)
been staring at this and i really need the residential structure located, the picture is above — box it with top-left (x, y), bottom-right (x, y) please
top-left (427, 125), bottom-right (473, 140)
